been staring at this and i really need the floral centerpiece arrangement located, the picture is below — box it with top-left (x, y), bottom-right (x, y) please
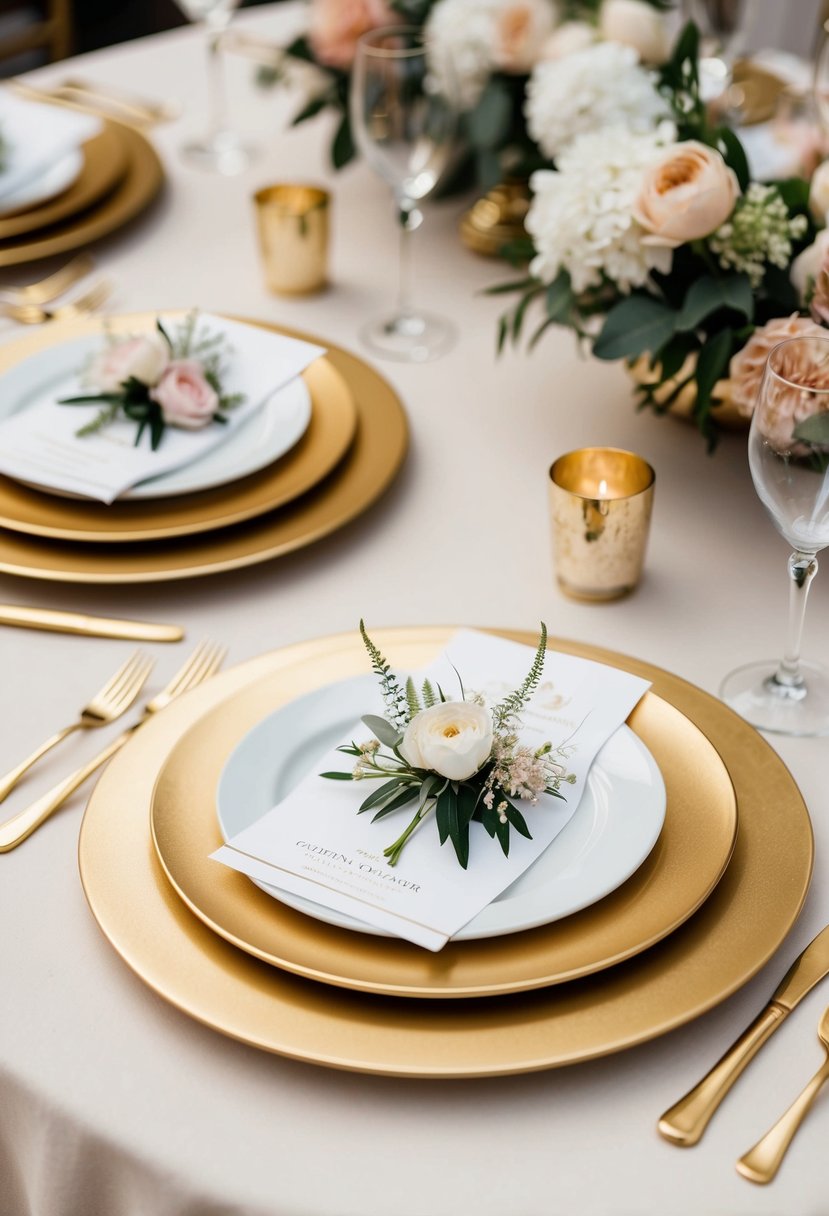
top-left (490, 21), bottom-right (829, 445)
top-left (59, 313), bottom-right (244, 451)
top-left (321, 622), bottom-right (576, 868)
top-left (260, 0), bottom-right (672, 190)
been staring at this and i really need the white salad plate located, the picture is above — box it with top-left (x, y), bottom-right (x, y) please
top-left (217, 675), bottom-right (667, 941)
top-left (0, 149), bottom-right (82, 216)
top-left (0, 333), bottom-right (312, 500)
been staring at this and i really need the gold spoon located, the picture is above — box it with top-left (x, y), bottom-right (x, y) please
top-left (737, 1005), bottom-right (829, 1185)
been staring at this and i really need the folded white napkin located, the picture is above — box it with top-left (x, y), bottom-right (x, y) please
top-left (212, 631), bottom-right (651, 951)
top-left (0, 315), bottom-right (325, 503)
top-left (0, 89), bottom-right (101, 203)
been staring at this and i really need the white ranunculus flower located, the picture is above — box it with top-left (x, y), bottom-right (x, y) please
top-left (809, 159), bottom-right (829, 224)
top-left (400, 701), bottom-right (493, 781)
top-left (599, 0), bottom-right (670, 65)
top-left (525, 40), bottom-right (667, 160)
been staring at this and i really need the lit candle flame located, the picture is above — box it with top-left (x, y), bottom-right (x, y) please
top-left (598, 478), bottom-right (608, 497)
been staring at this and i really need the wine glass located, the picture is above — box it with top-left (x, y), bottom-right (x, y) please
top-left (173, 0), bottom-right (253, 175)
top-left (350, 26), bottom-right (458, 363)
top-left (721, 336), bottom-right (829, 735)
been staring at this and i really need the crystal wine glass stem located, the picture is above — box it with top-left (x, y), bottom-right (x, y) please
top-left (773, 550), bottom-right (819, 689)
top-left (395, 200), bottom-right (421, 321)
top-left (204, 20), bottom-right (229, 142)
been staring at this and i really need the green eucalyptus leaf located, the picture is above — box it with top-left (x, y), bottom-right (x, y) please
top-left (693, 327), bottom-right (734, 438)
top-left (361, 715), bottom-right (401, 747)
top-left (592, 295), bottom-right (677, 362)
top-left (545, 270), bottom-right (573, 322)
top-left (358, 777), bottom-right (407, 813)
top-left (331, 112), bottom-right (355, 170)
top-left (677, 273), bottom-right (753, 331)
top-left (371, 787), bottom-right (419, 821)
top-left (792, 414), bottom-right (829, 446)
top-left (467, 78), bottom-right (512, 150)
top-left (319, 771), bottom-right (354, 780)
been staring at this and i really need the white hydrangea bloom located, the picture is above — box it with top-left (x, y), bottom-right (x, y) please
top-left (425, 0), bottom-right (502, 111)
top-left (526, 124), bottom-right (676, 293)
top-left (525, 41), bottom-right (667, 160)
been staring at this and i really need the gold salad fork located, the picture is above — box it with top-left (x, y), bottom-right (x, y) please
top-left (0, 278), bottom-right (112, 325)
top-left (0, 650), bottom-right (153, 803)
top-left (0, 641), bottom-right (226, 852)
top-left (736, 1005), bottom-right (829, 1185)
top-left (0, 255), bottom-right (95, 306)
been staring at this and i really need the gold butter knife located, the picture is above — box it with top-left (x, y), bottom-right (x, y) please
top-left (0, 604), bottom-right (183, 643)
top-left (658, 925), bottom-right (829, 1147)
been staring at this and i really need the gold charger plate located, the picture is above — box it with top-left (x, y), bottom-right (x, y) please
top-left (150, 631), bottom-right (738, 999)
top-left (0, 123), bottom-right (128, 240)
top-left (0, 314), bottom-right (358, 542)
top-left (0, 336), bottom-right (408, 581)
top-left (79, 631), bottom-right (813, 1077)
top-left (0, 121), bottom-right (163, 267)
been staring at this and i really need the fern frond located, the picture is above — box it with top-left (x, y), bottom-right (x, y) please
top-left (493, 623), bottom-right (548, 730)
top-left (359, 620), bottom-right (409, 728)
top-left (421, 678), bottom-right (436, 708)
top-left (405, 676), bottom-right (422, 719)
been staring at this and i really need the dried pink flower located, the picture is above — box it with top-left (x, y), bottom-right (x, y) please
top-left (728, 315), bottom-right (826, 418)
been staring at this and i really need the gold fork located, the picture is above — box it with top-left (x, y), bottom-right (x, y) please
top-left (0, 641), bottom-right (226, 852)
top-left (0, 650), bottom-right (153, 803)
top-left (736, 1005), bottom-right (829, 1185)
top-left (1, 279), bottom-right (112, 325)
top-left (0, 255), bottom-right (95, 306)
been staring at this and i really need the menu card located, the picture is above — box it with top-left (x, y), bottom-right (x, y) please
top-left (0, 316), bottom-right (324, 502)
top-left (213, 631), bottom-right (651, 951)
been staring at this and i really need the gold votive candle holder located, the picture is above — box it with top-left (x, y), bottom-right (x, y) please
top-left (548, 448), bottom-right (655, 602)
top-left (253, 184), bottom-right (330, 296)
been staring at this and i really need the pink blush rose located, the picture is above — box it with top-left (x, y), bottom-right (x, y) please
top-left (308, 0), bottom-right (394, 70)
top-left (150, 359), bottom-right (219, 430)
top-left (85, 335), bottom-right (168, 393)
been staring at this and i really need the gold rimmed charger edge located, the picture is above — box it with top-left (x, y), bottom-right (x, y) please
top-left (0, 338), bottom-right (409, 581)
top-left (78, 630), bottom-right (813, 1077)
top-left (0, 313), bottom-right (359, 542)
top-left (150, 629), bottom-right (738, 999)
top-left (0, 120), bottom-right (163, 267)
top-left (0, 122), bottom-right (129, 240)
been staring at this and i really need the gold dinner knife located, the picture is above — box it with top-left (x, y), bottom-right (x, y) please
top-left (658, 925), bottom-right (829, 1147)
top-left (0, 604), bottom-right (183, 643)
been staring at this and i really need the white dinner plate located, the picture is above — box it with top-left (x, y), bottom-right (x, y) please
top-left (0, 149), bottom-right (82, 217)
top-left (0, 332), bottom-right (312, 500)
top-left (217, 675), bottom-right (667, 941)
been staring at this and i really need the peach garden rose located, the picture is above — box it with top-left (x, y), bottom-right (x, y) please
top-left (633, 141), bottom-right (740, 247)
top-left (308, 0), bottom-right (394, 70)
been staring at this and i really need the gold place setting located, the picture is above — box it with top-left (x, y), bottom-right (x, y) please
top-left (3, 2), bottom-right (829, 1215)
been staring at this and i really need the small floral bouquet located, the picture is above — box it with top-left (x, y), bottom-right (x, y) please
top-left (59, 313), bottom-right (244, 451)
top-left (259, 0), bottom-right (672, 190)
top-left (321, 622), bottom-right (576, 868)
top-left (490, 22), bottom-right (829, 446)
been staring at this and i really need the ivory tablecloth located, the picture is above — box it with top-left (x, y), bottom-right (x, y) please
top-left (0, 8), bottom-right (827, 1215)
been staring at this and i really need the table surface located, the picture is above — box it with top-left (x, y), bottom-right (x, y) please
top-left (0, 9), bottom-right (827, 1216)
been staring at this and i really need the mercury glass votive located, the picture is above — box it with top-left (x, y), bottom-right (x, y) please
top-left (253, 184), bottom-right (330, 296)
top-left (549, 448), bottom-right (655, 602)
